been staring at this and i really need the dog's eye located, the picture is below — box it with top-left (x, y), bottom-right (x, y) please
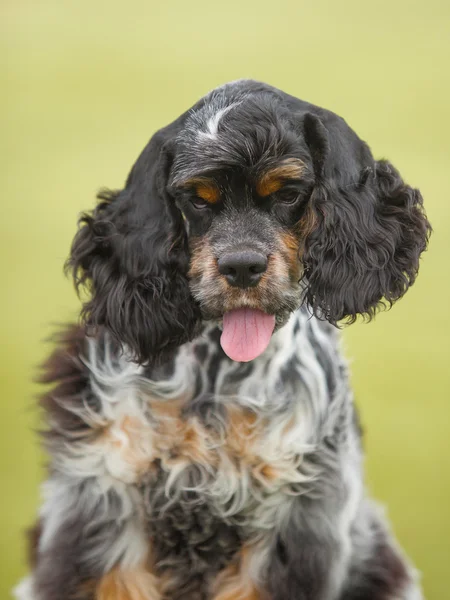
top-left (190, 197), bottom-right (210, 210)
top-left (276, 188), bottom-right (300, 205)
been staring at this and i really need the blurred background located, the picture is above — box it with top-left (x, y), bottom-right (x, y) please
top-left (1, 0), bottom-right (449, 597)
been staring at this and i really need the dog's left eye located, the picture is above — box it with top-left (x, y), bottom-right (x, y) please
top-left (190, 198), bottom-right (210, 210)
top-left (276, 188), bottom-right (300, 205)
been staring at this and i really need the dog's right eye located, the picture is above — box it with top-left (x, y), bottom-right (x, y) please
top-left (190, 197), bottom-right (210, 210)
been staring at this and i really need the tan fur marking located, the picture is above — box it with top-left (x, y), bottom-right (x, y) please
top-left (211, 546), bottom-right (263, 600)
top-left (102, 415), bottom-right (155, 482)
top-left (225, 406), bottom-right (261, 459)
top-left (151, 397), bottom-right (185, 421)
top-left (188, 236), bottom-right (296, 314)
top-left (224, 405), bottom-right (282, 483)
top-left (151, 399), bottom-right (218, 469)
top-left (101, 395), bottom-right (220, 482)
top-left (257, 462), bottom-right (280, 481)
top-left (96, 565), bottom-right (160, 600)
top-left (161, 417), bottom-right (217, 468)
top-left (279, 231), bottom-right (301, 280)
top-left (299, 205), bottom-right (318, 240)
top-left (296, 205), bottom-right (319, 260)
top-left (152, 401), bottom-right (284, 486)
top-left (256, 158), bottom-right (305, 197)
top-left (266, 252), bottom-right (291, 286)
top-left (179, 418), bottom-right (216, 464)
top-left (188, 238), bottom-right (221, 280)
top-left (183, 177), bottom-right (220, 204)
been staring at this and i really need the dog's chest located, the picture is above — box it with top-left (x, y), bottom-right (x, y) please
top-left (102, 381), bottom-right (308, 512)
top-left (98, 359), bottom-right (313, 597)
top-left (98, 320), bottom-right (327, 512)
top-left (95, 354), bottom-right (309, 595)
top-left (67, 315), bottom-right (346, 596)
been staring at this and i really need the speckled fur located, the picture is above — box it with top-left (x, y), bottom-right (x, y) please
top-left (16, 313), bottom-right (421, 599)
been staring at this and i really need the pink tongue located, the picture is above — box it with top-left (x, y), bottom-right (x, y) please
top-left (220, 308), bottom-right (276, 362)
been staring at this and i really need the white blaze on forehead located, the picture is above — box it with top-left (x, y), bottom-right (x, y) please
top-left (198, 102), bottom-right (241, 141)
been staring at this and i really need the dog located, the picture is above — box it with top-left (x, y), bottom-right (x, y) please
top-left (15, 79), bottom-right (431, 600)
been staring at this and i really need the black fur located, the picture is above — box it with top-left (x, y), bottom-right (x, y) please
top-left (302, 112), bottom-right (431, 324)
top-left (148, 477), bottom-right (241, 600)
top-left (341, 507), bottom-right (411, 600)
top-left (67, 125), bottom-right (202, 365)
top-left (31, 481), bottom-right (126, 600)
top-left (268, 496), bottom-right (344, 600)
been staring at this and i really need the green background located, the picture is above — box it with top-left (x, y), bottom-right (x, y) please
top-left (1, 0), bottom-right (449, 597)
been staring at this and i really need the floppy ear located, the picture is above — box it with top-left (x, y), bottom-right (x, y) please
top-left (66, 128), bottom-right (201, 364)
top-left (301, 112), bottom-right (431, 324)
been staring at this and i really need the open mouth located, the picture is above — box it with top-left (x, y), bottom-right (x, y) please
top-left (220, 308), bottom-right (276, 362)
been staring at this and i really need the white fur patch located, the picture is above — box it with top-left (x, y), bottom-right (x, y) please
top-left (32, 336), bottom-right (202, 579)
top-left (395, 569), bottom-right (423, 599)
top-left (197, 102), bottom-right (241, 141)
top-left (13, 577), bottom-right (35, 600)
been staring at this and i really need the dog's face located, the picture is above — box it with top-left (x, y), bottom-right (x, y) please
top-left (173, 158), bottom-right (313, 323)
top-left (68, 81), bottom-right (430, 364)
top-left (168, 101), bottom-right (317, 360)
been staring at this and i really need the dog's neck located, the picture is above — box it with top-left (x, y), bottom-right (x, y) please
top-left (138, 308), bottom-right (349, 443)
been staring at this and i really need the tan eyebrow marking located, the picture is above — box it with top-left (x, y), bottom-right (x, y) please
top-left (256, 158), bottom-right (306, 197)
top-left (181, 177), bottom-right (220, 204)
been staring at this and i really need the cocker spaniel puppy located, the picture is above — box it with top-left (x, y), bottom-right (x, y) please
top-left (16, 80), bottom-right (430, 600)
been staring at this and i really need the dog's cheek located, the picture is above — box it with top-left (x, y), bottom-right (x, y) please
top-left (188, 238), bottom-right (218, 282)
top-left (188, 238), bottom-right (228, 310)
top-left (268, 231), bottom-right (302, 285)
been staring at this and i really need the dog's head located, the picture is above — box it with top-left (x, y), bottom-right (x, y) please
top-left (68, 81), bottom-right (431, 363)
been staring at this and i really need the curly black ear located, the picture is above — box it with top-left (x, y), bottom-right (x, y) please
top-left (302, 112), bottom-right (431, 323)
top-left (66, 128), bottom-right (201, 364)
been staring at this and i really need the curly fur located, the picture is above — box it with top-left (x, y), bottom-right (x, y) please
top-left (67, 133), bottom-right (202, 364)
top-left (302, 113), bottom-right (430, 323)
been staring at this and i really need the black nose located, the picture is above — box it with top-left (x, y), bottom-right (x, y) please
top-left (218, 250), bottom-right (268, 288)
